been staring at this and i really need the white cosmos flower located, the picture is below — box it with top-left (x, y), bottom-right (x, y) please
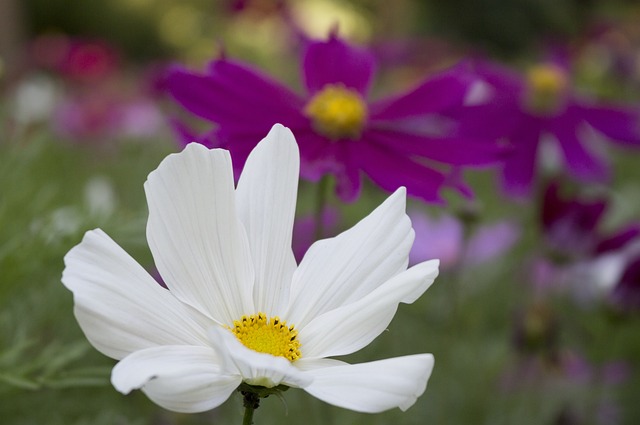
top-left (62, 123), bottom-right (439, 414)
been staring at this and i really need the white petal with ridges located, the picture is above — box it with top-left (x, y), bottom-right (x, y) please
top-left (209, 326), bottom-right (312, 389)
top-left (299, 260), bottom-right (438, 358)
top-left (235, 124), bottom-right (299, 316)
top-left (145, 143), bottom-right (255, 325)
top-left (286, 188), bottom-right (413, 327)
top-left (302, 354), bottom-right (435, 413)
top-left (61, 229), bottom-right (210, 359)
top-left (112, 345), bottom-right (240, 413)
top-left (293, 357), bottom-right (346, 371)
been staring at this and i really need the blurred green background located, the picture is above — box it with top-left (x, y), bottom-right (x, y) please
top-left (1, 1), bottom-right (640, 424)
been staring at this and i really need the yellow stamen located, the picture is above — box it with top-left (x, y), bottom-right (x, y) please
top-left (229, 313), bottom-right (301, 362)
top-left (524, 63), bottom-right (569, 114)
top-left (304, 83), bottom-right (367, 140)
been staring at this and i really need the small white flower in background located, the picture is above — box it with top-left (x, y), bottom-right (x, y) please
top-left (62, 124), bottom-right (439, 414)
top-left (12, 73), bottom-right (59, 125)
top-left (84, 176), bottom-right (117, 219)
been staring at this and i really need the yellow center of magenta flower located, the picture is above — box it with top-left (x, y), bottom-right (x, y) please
top-left (304, 83), bottom-right (367, 140)
top-left (230, 313), bottom-right (301, 362)
top-left (524, 63), bottom-right (569, 114)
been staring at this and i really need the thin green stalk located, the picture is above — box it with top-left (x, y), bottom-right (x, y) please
top-left (241, 390), bottom-right (260, 425)
top-left (314, 175), bottom-right (330, 241)
top-left (242, 404), bottom-right (255, 425)
top-left (449, 202), bottom-right (480, 320)
top-left (238, 384), bottom-right (289, 425)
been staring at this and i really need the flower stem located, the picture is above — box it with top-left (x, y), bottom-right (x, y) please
top-left (241, 390), bottom-right (260, 425)
top-left (238, 383), bottom-right (290, 425)
top-left (314, 175), bottom-right (330, 240)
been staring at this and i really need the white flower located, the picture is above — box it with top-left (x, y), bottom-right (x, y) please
top-left (62, 124), bottom-right (439, 414)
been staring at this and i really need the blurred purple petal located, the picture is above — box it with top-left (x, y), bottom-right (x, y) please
top-left (501, 123), bottom-right (541, 198)
top-left (549, 113), bottom-right (611, 182)
top-left (165, 62), bottom-right (306, 129)
top-left (206, 58), bottom-right (308, 125)
top-left (581, 104), bottom-right (640, 146)
top-left (359, 142), bottom-right (448, 204)
top-left (369, 65), bottom-right (476, 119)
top-left (367, 127), bottom-right (505, 166)
top-left (611, 255), bottom-right (640, 310)
top-left (601, 361), bottom-right (631, 386)
top-left (595, 224), bottom-right (640, 254)
top-left (302, 34), bottom-right (375, 95)
top-left (408, 211), bottom-right (463, 267)
top-left (541, 185), bottom-right (607, 257)
top-left (463, 221), bottom-right (520, 266)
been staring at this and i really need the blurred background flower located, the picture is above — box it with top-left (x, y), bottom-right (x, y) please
top-left (450, 59), bottom-right (640, 198)
top-left (163, 33), bottom-right (503, 203)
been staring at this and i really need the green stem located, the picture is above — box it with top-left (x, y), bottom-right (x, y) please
top-left (242, 404), bottom-right (255, 425)
top-left (450, 202), bottom-right (480, 319)
top-left (241, 390), bottom-right (260, 425)
top-left (314, 176), bottom-right (330, 241)
top-left (238, 383), bottom-right (290, 425)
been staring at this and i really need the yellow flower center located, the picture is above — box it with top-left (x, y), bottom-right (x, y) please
top-left (304, 83), bottom-right (367, 140)
top-left (230, 313), bottom-right (301, 362)
top-left (524, 63), bottom-right (569, 114)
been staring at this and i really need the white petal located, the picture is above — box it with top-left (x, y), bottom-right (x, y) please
top-left (209, 326), bottom-right (312, 389)
top-left (235, 124), bottom-right (299, 316)
top-left (145, 143), bottom-right (255, 325)
top-left (302, 354), bottom-right (435, 413)
top-left (112, 345), bottom-right (241, 413)
top-left (293, 357), bottom-right (346, 371)
top-left (61, 229), bottom-right (211, 360)
top-left (286, 188), bottom-right (413, 327)
top-left (299, 260), bottom-right (438, 358)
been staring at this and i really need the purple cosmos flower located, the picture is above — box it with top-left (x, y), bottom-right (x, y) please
top-left (540, 181), bottom-right (640, 261)
top-left (163, 33), bottom-right (503, 203)
top-left (452, 60), bottom-right (640, 198)
top-left (531, 180), bottom-right (640, 304)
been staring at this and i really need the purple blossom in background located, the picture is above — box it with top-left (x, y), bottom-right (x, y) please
top-left (532, 181), bottom-right (640, 306)
top-left (408, 210), bottom-right (520, 269)
top-left (408, 213), bottom-right (462, 268)
top-left (452, 60), bottom-right (640, 198)
top-left (541, 181), bottom-right (640, 261)
top-left (163, 33), bottom-right (504, 203)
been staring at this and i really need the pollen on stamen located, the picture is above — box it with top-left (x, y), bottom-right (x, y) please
top-left (304, 83), bottom-right (367, 140)
top-left (524, 63), bottom-right (569, 114)
top-left (229, 313), bottom-right (301, 362)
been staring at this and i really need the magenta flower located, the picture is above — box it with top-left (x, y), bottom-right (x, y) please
top-left (163, 34), bottom-right (502, 203)
top-left (541, 181), bottom-right (640, 261)
top-left (453, 60), bottom-right (640, 198)
top-left (531, 180), bottom-right (640, 304)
